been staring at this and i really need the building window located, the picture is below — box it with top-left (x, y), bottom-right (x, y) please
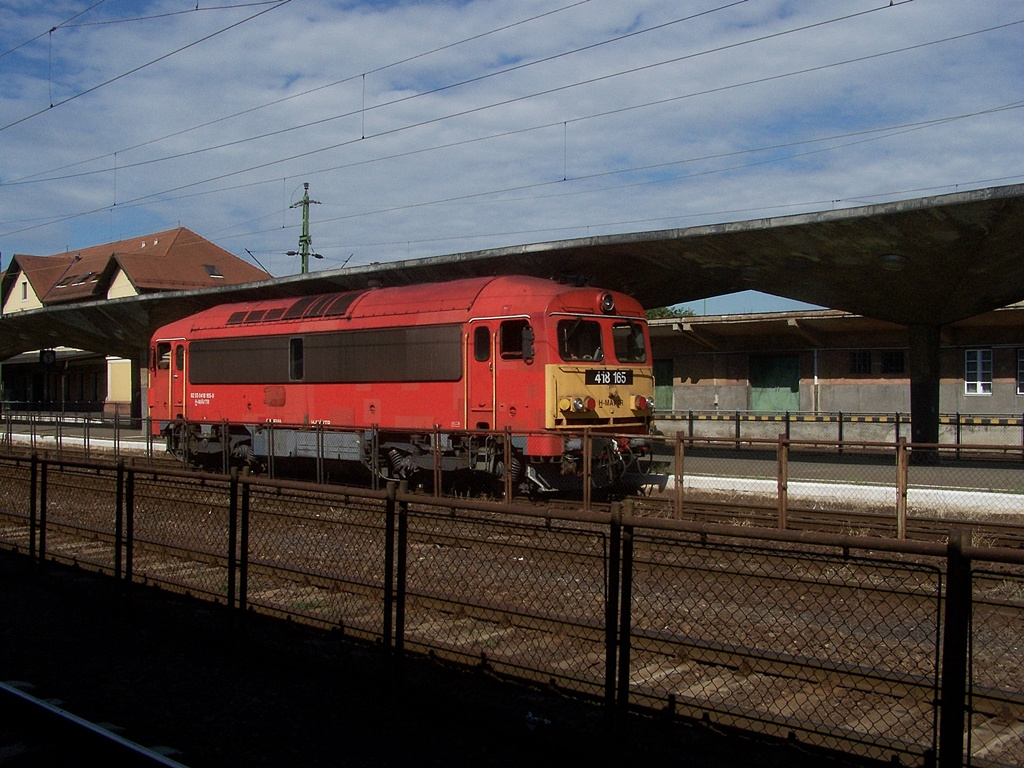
top-left (850, 351), bottom-right (871, 375)
top-left (1018, 350), bottom-right (1024, 396)
top-left (203, 264), bottom-right (225, 279)
top-left (881, 350), bottom-right (905, 375)
top-left (21, 281), bottom-right (27, 300)
top-left (965, 349), bottom-right (992, 395)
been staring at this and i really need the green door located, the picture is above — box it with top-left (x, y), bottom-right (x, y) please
top-left (749, 355), bottom-right (799, 412)
top-left (653, 359), bottom-right (674, 411)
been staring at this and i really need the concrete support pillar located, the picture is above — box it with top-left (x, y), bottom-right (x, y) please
top-left (908, 324), bottom-right (941, 446)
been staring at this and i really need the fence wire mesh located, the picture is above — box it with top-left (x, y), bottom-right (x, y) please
top-left (968, 568), bottom-right (1024, 768)
top-left (0, 457), bottom-right (33, 548)
top-left (625, 532), bottom-right (942, 762)
top-left (243, 486), bottom-right (387, 640)
top-left (35, 463), bottom-right (121, 575)
top-left (130, 473), bottom-right (233, 600)
top-left (401, 502), bottom-right (611, 697)
top-left (3, 455), bottom-right (1024, 767)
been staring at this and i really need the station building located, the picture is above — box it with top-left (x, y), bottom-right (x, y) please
top-left (0, 228), bottom-right (267, 416)
top-left (649, 304), bottom-right (1024, 417)
top-left (3, 224), bottom-right (1023, 429)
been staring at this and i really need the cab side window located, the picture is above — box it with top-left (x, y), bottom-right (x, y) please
top-left (500, 320), bottom-right (534, 361)
top-left (155, 342), bottom-right (171, 370)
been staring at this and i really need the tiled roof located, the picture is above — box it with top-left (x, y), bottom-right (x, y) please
top-left (3, 228), bottom-right (267, 306)
top-left (5, 253), bottom-right (79, 301)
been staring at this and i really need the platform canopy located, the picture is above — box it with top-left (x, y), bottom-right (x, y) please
top-left (1, 183), bottom-right (1023, 362)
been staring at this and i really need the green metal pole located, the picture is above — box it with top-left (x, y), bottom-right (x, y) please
top-left (291, 182), bottom-right (320, 274)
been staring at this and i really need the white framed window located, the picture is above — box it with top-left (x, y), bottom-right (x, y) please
top-left (1017, 350), bottom-right (1024, 396)
top-left (965, 349), bottom-right (992, 395)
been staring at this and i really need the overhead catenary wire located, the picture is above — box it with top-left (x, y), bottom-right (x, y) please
top-left (0, 0), bottom-right (1019, 267)
top-left (1, 0), bottom-right (945, 207)
top-left (1, 5), bottom-right (1017, 243)
top-left (4, 0), bottom-right (596, 185)
top-left (0, 0), bottom-right (108, 60)
top-left (0, 0), bottom-right (295, 133)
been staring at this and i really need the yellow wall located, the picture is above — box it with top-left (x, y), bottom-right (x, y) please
top-left (106, 357), bottom-right (132, 404)
top-left (106, 269), bottom-right (138, 300)
top-left (3, 275), bottom-right (42, 314)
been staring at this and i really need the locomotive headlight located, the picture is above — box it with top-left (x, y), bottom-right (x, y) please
top-left (560, 395), bottom-right (596, 414)
top-left (633, 395), bottom-right (651, 411)
top-left (599, 292), bottom-right (616, 314)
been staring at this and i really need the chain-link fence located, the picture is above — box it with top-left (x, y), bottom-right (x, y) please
top-left (3, 416), bottom-right (1024, 543)
top-left (398, 499), bottom-right (612, 698)
top-left (968, 568), bottom-right (1024, 767)
top-left (242, 481), bottom-right (389, 640)
top-left (2, 453), bottom-right (1024, 767)
top-left (625, 530), bottom-right (942, 762)
top-left (656, 411), bottom-right (1024, 449)
top-left (638, 433), bottom-right (1024, 543)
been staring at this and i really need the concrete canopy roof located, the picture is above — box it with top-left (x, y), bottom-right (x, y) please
top-left (1, 183), bottom-right (1022, 362)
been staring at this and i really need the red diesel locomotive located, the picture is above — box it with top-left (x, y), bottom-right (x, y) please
top-left (148, 275), bottom-right (654, 493)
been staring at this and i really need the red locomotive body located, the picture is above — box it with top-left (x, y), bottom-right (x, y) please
top-left (148, 275), bottom-right (654, 492)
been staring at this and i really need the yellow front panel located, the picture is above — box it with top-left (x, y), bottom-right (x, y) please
top-left (545, 364), bottom-right (654, 429)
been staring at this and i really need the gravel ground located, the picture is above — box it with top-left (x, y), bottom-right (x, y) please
top-left (0, 547), bottom-right (888, 768)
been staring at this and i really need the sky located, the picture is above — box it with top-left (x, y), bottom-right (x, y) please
top-left (1, 0), bottom-right (1021, 314)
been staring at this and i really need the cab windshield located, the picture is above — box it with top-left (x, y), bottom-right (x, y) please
top-left (558, 319), bottom-right (603, 362)
top-left (613, 322), bottom-right (646, 363)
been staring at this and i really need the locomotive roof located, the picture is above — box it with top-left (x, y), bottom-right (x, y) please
top-left (160, 275), bottom-right (642, 337)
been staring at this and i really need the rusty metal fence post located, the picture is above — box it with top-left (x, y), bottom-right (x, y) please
top-left (674, 433), bottom-right (684, 519)
top-left (939, 530), bottom-right (971, 768)
top-left (222, 420), bottom-right (231, 476)
top-left (29, 453), bottom-right (38, 560)
top-left (616, 500), bottom-right (634, 714)
top-left (239, 479), bottom-right (250, 614)
top-left (896, 438), bottom-right (909, 540)
top-left (384, 482), bottom-right (397, 651)
top-left (125, 465), bottom-right (134, 583)
top-left (604, 501), bottom-right (622, 715)
top-left (777, 434), bottom-right (789, 530)
top-left (432, 426), bottom-right (442, 497)
top-left (227, 468), bottom-right (239, 610)
top-left (115, 460), bottom-right (124, 581)
top-left (395, 480), bottom-right (409, 657)
top-left (583, 429), bottom-right (593, 510)
top-left (37, 460), bottom-right (47, 565)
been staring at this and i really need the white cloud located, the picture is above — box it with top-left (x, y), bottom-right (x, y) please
top-left (0, 0), bottom-right (1021, 311)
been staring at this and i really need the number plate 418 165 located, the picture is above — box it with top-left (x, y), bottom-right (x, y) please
top-left (585, 369), bottom-right (633, 385)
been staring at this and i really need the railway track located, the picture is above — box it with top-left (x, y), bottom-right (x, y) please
top-left (11, 438), bottom-right (1024, 550)
top-left (3, 464), bottom-right (1024, 767)
top-left (7, 437), bottom-right (1024, 550)
top-left (0, 680), bottom-right (187, 767)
